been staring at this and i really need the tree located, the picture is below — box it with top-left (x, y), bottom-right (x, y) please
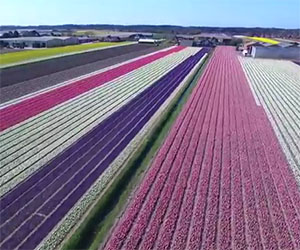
top-left (13, 30), bottom-right (20, 37)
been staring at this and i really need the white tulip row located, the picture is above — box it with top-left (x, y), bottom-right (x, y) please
top-left (37, 51), bottom-right (207, 250)
top-left (240, 57), bottom-right (300, 185)
top-left (0, 47), bottom-right (200, 197)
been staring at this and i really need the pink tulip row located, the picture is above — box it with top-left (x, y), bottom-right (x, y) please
top-left (104, 46), bottom-right (300, 250)
top-left (234, 59), bottom-right (300, 249)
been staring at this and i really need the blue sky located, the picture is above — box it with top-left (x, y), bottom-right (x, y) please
top-left (1, 0), bottom-right (299, 28)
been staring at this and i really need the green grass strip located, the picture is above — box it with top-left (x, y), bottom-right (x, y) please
top-left (0, 42), bottom-right (131, 67)
top-left (62, 50), bottom-right (212, 250)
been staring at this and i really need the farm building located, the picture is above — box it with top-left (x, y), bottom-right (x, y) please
top-left (250, 43), bottom-right (300, 60)
top-left (0, 36), bottom-right (79, 48)
top-left (138, 38), bottom-right (164, 45)
top-left (239, 36), bottom-right (300, 60)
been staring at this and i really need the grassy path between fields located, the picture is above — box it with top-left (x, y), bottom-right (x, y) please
top-left (62, 50), bottom-right (212, 250)
top-left (0, 42), bottom-right (132, 67)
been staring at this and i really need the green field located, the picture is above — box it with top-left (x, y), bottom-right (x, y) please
top-left (0, 42), bottom-right (129, 66)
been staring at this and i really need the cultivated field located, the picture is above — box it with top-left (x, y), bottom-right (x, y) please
top-left (1, 44), bottom-right (299, 250)
top-left (0, 44), bottom-right (164, 88)
top-left (246, 36), bottom-right (280, 44)
top-left (104, 47), bottom-right (300, 250)
top-left (0, 41), bottom-right (130, 67)
top-left (0, 44), bottom-right (165, 103)
top-left (0, 46), bottom-right (210, 249)
top-left (240, 57), bottom-right (300, 184)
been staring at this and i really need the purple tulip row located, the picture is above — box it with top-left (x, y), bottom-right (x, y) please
top-left (104, 47), bottom-right (300, 250)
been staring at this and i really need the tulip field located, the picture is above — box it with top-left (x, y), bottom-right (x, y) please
top-left (0, 46), bottom-right (210, 249)
top-left (246, 36), bottom-right (280, 45)
top-left (240, 57), bottom-right (300, 184)
top-left (104, 47), bottom-right (300, 250)
top-left (1, 44), bottom-right (299, 250)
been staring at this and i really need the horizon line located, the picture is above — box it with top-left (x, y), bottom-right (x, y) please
top-left (1, 23), bottom-right (299, 30)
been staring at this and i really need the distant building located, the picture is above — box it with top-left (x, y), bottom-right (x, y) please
top-left (242, 40), bottom-right (300, 60)
top-left (0, 36), bottom-right (79, 48)
top-left (251, 44), bottom-right (300, 60)
top-left (138, 38), bottom-right (163, 45)
top-left (239, 36), bottom-right (300, 60)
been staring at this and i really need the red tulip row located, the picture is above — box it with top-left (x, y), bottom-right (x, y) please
top-left (104, 46), bottom-right (300, 250)
top-left (0, 46), bottom-right (184, 132)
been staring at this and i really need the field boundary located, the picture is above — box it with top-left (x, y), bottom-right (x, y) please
top-left (0, 42), bottom-right (135, 69)
top-left (61, 49), bottom-right (212, 250)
